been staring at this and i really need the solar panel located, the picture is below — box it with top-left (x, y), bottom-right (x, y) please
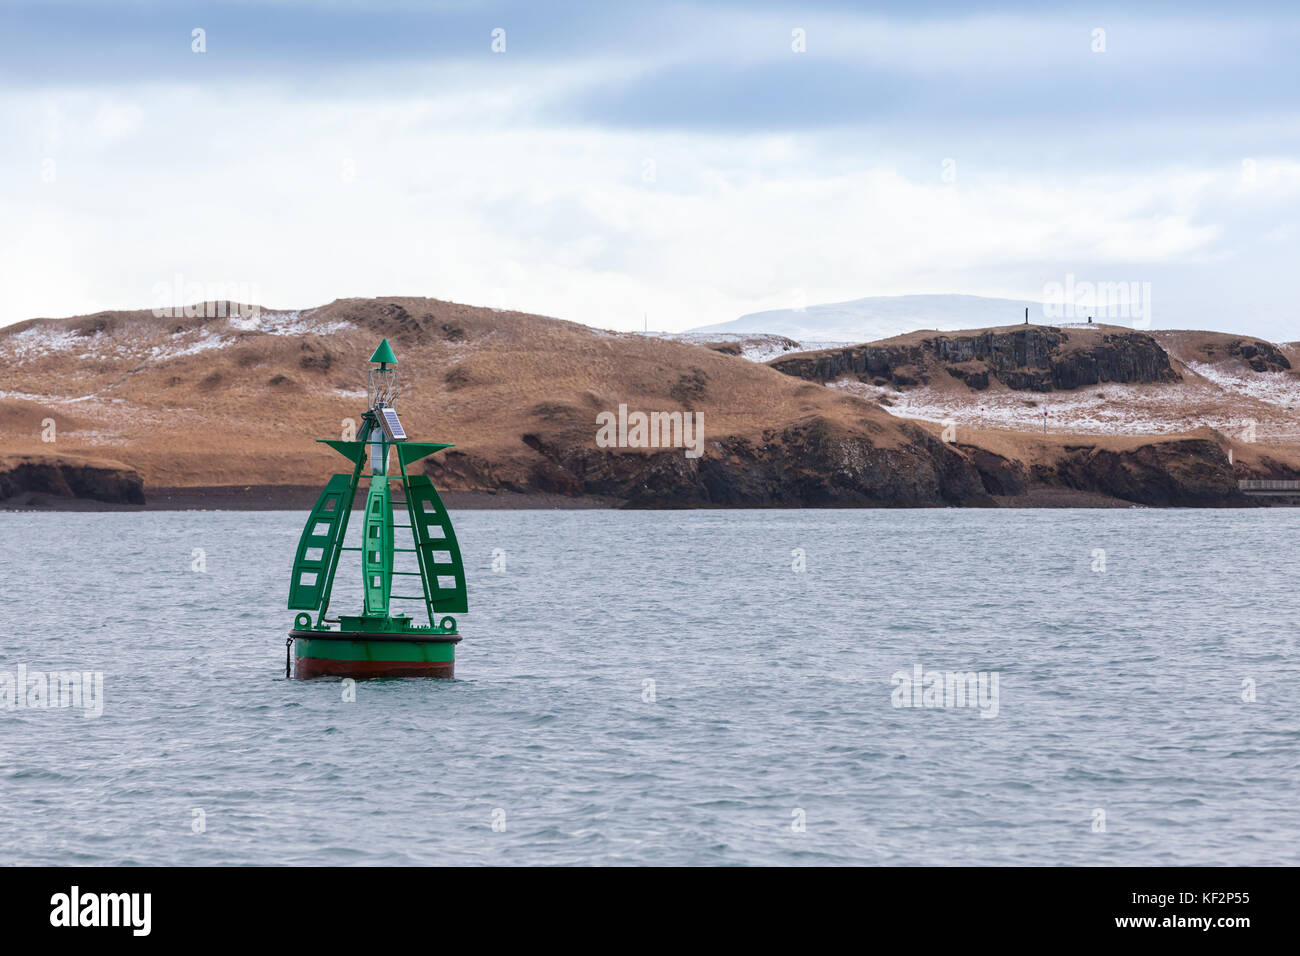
top-left (378, 406), bottom-right (407, 441)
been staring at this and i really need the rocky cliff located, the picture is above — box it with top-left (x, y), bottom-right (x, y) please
top-left (489, 416), bottom-right (995, 507)
top-left (769, 325), bottom-right (1179, 392)
top-left (1032, 438), bottom-right (1242, 506)
top-left (1191, 336), bottom-right (1293, 373)
top-left (426, 423), bottom-right (1256, 508)
top-left (0, 455), bottom-right (145, 505)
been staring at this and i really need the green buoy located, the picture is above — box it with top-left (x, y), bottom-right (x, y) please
top-left (286, 339), bottom-right (468, 679)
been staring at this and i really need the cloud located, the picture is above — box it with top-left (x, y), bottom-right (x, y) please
top-left (0, 1), bottom-right (1297, 336)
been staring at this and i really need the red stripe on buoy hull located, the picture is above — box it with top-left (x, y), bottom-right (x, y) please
top-left (294, 658), bottom-right (454, 679)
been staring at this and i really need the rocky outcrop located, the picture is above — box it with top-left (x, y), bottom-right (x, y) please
top-left (770, 342), bottom-right (929, 387)
top-left (1032, 439), bottom-right (1242, 506)
top-left (1235, 455), bottom-right (1300, 482)
top-left (770, 326), bottom-right (1179, 392)
top-left (476, 417), bottom-right (997, 508)
top-left (417, 423), bottom-right (1258, 508)
top-left (0, 456), bottom-right (145, 505)
top-left (1208, 339), bottom-right (1292, 373)
top-left (954, 444), bottom-right (1030, 497)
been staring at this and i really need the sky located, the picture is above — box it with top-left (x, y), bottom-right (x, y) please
top-left (1, 0), bottom-right (1298, 335)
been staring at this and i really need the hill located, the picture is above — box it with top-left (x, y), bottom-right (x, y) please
top-left (0, 297), bottom-right (1008, 508)
top-left (766, 324), bottom-right (1300, 447)
top-left (2, 298), bottom-right (1296, 509)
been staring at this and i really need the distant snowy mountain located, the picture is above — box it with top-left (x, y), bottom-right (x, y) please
top-left (690, 294), bottom-right (1044, 344)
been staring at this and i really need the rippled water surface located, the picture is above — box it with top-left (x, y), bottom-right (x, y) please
top-left (2, 508), bottom-right (1298, 865)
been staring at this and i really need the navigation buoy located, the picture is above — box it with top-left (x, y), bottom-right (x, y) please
top-left (285, 339), bottom-right (468, 679)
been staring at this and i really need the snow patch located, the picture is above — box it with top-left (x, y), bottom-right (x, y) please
top-left (227, 312), bottom-right (262, 331)
top-left (835, 375), bottom-right (1300, 441)
top-left (252, 310), bottom-right (352, 336)
top-left (1, 326), bottom-right (87, 363)
top-left (145, 328), bottom-right (229, 361)
top-left (1186, 362), bottom-right (1300, 409)
top-left (656, 331), bottom-right (829, 363)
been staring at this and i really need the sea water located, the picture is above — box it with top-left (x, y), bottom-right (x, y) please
top-left (1, 508), bottom-right (1297, 865)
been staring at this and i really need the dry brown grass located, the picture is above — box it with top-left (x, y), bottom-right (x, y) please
top-left (7, 300), bottom-right (1298, 492)
top-left (0, 297), bottom-right (916, 487)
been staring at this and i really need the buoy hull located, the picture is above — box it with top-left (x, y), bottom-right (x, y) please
top-left (290, 630), bottom-right (459, 680)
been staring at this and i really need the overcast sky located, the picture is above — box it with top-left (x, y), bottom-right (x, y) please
top-left (1, 0), bottom-right (1298, 335)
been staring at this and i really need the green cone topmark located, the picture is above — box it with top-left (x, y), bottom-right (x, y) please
top-left (286, 339), bottom-right (468, 679)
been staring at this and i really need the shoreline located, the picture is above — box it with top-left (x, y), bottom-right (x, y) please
top-left (0, 485), bottom-right (621, 512)
top-left (2, 483), bottom-right (1294, 512)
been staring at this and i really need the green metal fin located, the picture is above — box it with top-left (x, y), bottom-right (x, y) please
top-left (288, 474), bottom-right (353, 610)
top-left (369, 338), bottom-right (397, 364)
top-left (405, 474), bottom-right (468, 615)
top-left (319, 439), bottom-right (368, 465)
top-left (396, 442), bottom-right (454, 467)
